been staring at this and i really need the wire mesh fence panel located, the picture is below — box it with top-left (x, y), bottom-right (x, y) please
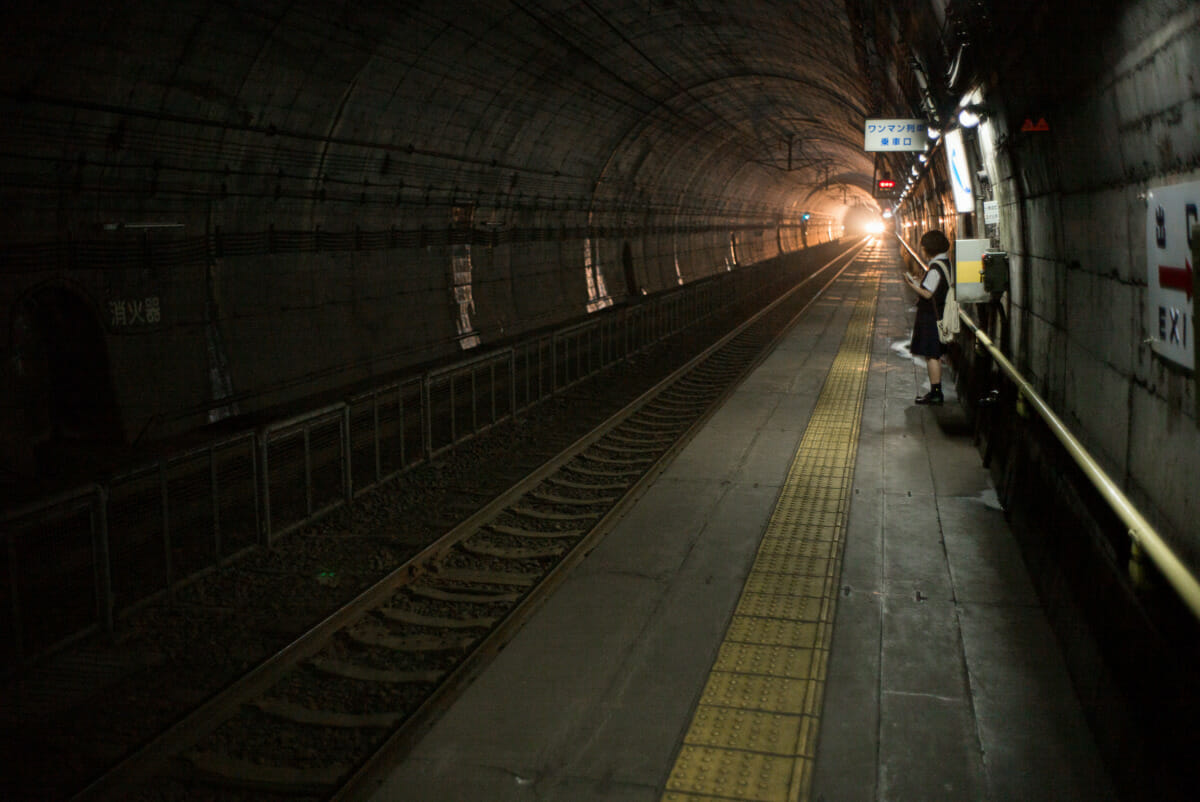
top-left (556, 327), bottom-right (594, 389)
top-left (513, 339), bottom-right (539, 411)
top-left (455, 368), bottom-right (476, 439)
top-left (400, 379), bottom-right (424, 467)
top-left (165, 451), bottom-right (217, 581)
top-left (372, 380), bottom-right (423, 481)
top-left (463, 352), bottom-right (511, 433)
top-left (699, 284), bottom-right (715, 321)
top-left (578, 327), bottom-right (592, 379)
top-left (585, 324), bottom-right (604, 377)
top-left (349, 397), bottom-right (379, 495)
top-left (568, 329), bottom-right (583, 383)
top-left (581, 325), bottom-right (596, 379)
top-left (427, 375), bottom-right (455, 456)
top-left (473, 364), bottom-right (490, 432)
top-left (308, 416), bottom-right (345, 517)
top-left (643, 301), bottom-right (658, 343)
top-left (627, 305), bottom-right (648, 354)
top-left (107, 468), bottom-right (168, 610)
top-left (603, 314), bottom-right (623, 367)
top-left (594, 316), bottom-right (610, 369)
top-left (536, 338), bottom-right (555, 406)
top-left (492, 356), bottom-right (513, 423)
top-left (6, 504), bottom-right (98, 666)
top-left (214, 437), bottom-right (258, 557)
top-left (553, 333), bottom-right (571, 389)
top-left (265, 431), bottom-right (307, 538)
top-left (373, 389), bottom-right (402, 482)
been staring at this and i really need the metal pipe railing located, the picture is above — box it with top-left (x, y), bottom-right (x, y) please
top-left (894, 233), bottom-right (1200, 621)
top-left (0, 241), bottom-right (848, 669)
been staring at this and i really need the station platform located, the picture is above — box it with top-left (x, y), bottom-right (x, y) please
top-left (367, 239), bottom-right (1117, 801)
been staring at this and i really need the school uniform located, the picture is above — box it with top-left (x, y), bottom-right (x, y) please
top-left (910, 251), bottom-right (950, 359)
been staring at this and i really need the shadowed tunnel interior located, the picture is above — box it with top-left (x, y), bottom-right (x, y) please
top-left (2, 3), bottom-right (1200, 800)
top-left (3, 1), bottom-right (1199, 589)
top-left (0, 1), bottom-right (892, 459)
top-left (4, 0), bottom-right (1199, 607)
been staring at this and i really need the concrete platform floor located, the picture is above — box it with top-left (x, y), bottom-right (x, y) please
top-left (367, 244), bottom-right (1116, 802)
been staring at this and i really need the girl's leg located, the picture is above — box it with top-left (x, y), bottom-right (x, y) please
top-left (916, 357), bottom-right (944, 404)
top-left (928, 357), bottom-right (941, 386)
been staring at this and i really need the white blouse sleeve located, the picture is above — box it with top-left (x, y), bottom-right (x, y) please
top-left (921, 265), bottom-right (942, 293)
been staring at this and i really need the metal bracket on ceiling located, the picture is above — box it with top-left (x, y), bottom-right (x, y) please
top-left (910, 57), bottom-right (941, 124)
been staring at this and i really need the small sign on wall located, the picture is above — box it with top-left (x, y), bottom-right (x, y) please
top-left (1145, 182), bottom-right (1199, 370)
top-left (107, 296), bottom-right (162, 330)
top-left (863, 119), bottom-right (930, 152)
top-left (984, 201), bottom-right (999, 225)
top-left (944, 129), bottom-right (974, 214)
top-left (955, 238), bottom-right (991, 303)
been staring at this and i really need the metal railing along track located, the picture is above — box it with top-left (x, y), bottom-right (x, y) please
top-left (0, 241), bottom-right (848, 672)
top-left (894, 233), bottom-right (1200, 621)
top-left (72, 240), bottom-right (870, 802)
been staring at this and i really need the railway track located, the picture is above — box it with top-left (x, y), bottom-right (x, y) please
top-left (75, 240), bottom-right (871, 802)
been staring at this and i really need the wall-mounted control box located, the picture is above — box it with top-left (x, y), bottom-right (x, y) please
top-left (982, 250), bottom-right (1010, 295)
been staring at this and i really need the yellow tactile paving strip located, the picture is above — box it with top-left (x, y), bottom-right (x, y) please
top-left (662, 268), bottom-right (879, 802)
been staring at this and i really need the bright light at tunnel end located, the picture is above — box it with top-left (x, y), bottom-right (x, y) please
top-left (865, 221), bottom-right (886, 235)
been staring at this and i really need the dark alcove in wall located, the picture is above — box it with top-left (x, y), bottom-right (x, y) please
top-left (11, 286), bottom-right (124, 479)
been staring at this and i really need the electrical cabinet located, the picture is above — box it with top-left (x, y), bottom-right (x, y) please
top-left (981, 250), bottom-right (1009, 295)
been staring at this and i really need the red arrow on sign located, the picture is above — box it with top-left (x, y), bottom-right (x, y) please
top-left (1159, 258), bottom-right (1193, 300)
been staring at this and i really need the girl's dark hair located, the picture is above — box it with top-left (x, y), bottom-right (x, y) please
top-left (920, 230), bottom-right (950, 255)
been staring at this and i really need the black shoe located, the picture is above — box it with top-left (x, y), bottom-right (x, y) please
top-left (915, 389), bottom-right (944, 405)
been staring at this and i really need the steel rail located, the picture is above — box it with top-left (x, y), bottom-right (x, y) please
top-left (334, 236), bottom-right (872, 801)
top-left (894, 233), bottom-right (1200, 621)
top-left (333, 232), bottom-right (868, 797)
top-left (74, 238), bottom-right (869, 802)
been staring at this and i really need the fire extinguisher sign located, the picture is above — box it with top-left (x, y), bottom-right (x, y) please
top-left (1146, 182), bottom-right (1199, 369)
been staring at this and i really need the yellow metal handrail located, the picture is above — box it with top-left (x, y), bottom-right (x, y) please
top-left (893, 233), bottom-right (1200, 621)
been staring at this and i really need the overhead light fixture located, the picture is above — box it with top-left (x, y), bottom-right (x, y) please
top-left (958, 105), bottom-right (983, 128)
top-left (918, 154), bottom-right (928, 164)
top-left (927, 126), bottom-right (941, 140)
top-left (101, 221), bottom-right (185, 231)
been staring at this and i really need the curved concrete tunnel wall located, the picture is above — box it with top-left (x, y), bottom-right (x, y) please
top-left (0, 1), bottom-right (872, 474)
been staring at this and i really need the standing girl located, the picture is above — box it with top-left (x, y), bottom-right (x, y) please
top-left (904, 230), bottom-right (952, 405)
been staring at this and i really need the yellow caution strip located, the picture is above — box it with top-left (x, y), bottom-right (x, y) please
top-left (662, 268), bottom-right (879, 802)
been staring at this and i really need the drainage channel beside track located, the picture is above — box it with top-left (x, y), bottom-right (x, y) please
top-left (71, 240), bottom-right (870, 802)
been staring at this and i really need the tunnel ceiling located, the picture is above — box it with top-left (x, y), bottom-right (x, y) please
top-left (0, 0), bottom-right (907, 237)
